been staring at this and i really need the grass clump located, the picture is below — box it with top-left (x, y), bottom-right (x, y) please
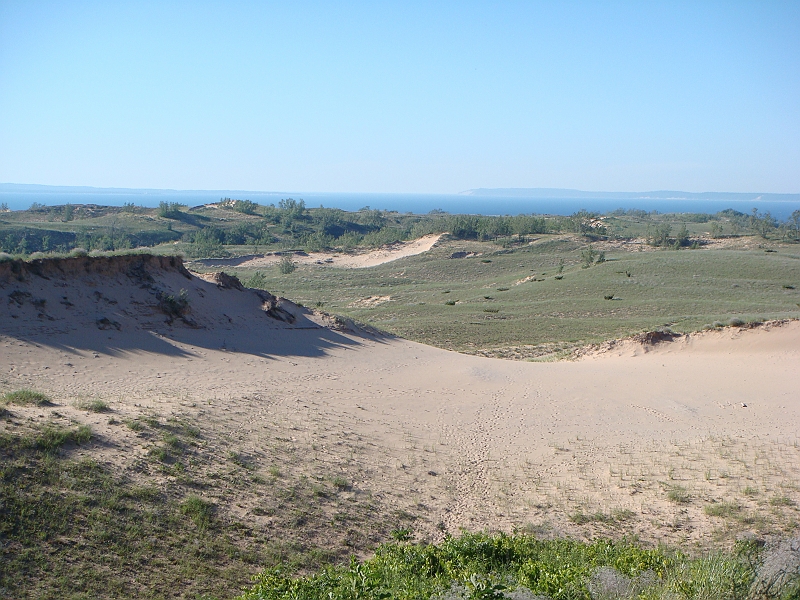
top-left (237, 533), bottom-right (762, 600)
top-left (0, 424), bottom-right (92, 454)
top-left (667, 484), bottom-right (692, 504)
top-left (180, 495), bottom-right (214, 530)
top-left (2, 389), bottom-right (51, 406)
top-left (704, 501), bottom-right (742, 518)
top-left (769, 496), bottom-right (796, 507)
top-left (75, 398), bottom-right (110, 413)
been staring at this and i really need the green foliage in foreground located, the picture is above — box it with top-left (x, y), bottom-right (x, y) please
top-left (238, 533), bottom-right (760, 600)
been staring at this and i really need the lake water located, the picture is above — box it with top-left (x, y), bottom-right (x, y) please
top-left (2, 190), bottom-right (799, 220)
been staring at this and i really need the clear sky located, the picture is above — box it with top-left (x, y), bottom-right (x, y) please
top-left (1, 1), bottom-right (798, 194)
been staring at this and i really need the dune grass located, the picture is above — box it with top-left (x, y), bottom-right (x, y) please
top-left (2, 389), bottom-right (51, 406)
top-left (211, 237), bottom-right (800, 358)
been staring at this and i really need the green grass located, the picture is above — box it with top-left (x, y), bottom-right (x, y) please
top-left (2, 389), bottom-right (51, 406)
top-left (236, 532), bottom-right (763, 600)
top-left (75, 398), bottom-right (110, 413)
top-left (214, 238), bottom-right (800, 357)
top-left (704, 502), bottom-right (743, 518)
top-left (0, 413), bottom-right (420, 599)
top-left (667, 485), bottom-right (692, 504)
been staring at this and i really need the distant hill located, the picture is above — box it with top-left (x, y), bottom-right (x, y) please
top-left (462, 188), bottom-right (800, 202)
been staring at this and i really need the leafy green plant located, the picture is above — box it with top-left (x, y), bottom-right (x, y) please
top-left (237, 534), bottom-right (684, 600)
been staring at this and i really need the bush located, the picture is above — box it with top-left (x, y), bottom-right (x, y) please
top-left (245, 271), bottom-right (268, 289)
top-left (232, 199), bottom-right (260, 215)
top-left (667, 485), bottom-right (691, 504)
top-left (159, 289), bottom-right (190, 317)
top-left (279, 255), bottom-right (296, 274)
top-left (157, 201), bottom-right (186, 219)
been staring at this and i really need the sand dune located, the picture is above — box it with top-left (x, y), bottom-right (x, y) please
top-left (192, 233), bottom-right (442, 270)
top-left (2, 255), bottom-right (798, 546)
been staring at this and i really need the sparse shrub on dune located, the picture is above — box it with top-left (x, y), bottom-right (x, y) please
top-left (279, 255), bottom-right (296, 274)
top-left (158, 288), bottom-right (190, 318)
top-left (245, 270), bottom-right (268, 288)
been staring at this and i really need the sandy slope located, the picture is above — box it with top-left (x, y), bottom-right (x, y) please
top-left (192, 233), bottom-right (442, 270)
top-left (2, 255), bottom-right (799, 547)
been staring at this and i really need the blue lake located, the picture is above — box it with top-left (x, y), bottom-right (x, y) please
top-left (2, 190), bottom-right (799, 220)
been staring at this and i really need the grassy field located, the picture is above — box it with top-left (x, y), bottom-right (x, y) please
top-left (197, 235), bottom-right (800, 358)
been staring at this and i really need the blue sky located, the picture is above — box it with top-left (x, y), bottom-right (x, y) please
top-left (0, 1), bottom-right (798, 193)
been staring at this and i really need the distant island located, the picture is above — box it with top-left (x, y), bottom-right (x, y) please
top-left (461, 187), bottom-right (800, 202)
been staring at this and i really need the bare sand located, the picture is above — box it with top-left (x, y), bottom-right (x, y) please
top-left (2, 255), bottom-right (798, 547)
top-left (192, 233), bottom-right (443, 270)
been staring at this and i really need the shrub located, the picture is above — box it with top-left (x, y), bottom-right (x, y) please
top-left (25, 424), bottom-right (92, 453)
top-left (159, 288), bottom-right (190, 317)
top-left (245, 271), bottom-right (268, 289)
top-left (769, 496), bottom-right (796, 507)
top-left (581, 245), bottom-right (599, 267)
top-left (232, 199), bottom-right (259, 215)
top-left (278, 255), bottom-right (296, 274)
top-left (332, 476), bottom-right (350, 491)
top-left (704, 502), bottom-right (741, 518)
top-left (157, 201), bottom-right (186, 219)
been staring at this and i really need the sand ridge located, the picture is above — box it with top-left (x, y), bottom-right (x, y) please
top-left (191, 233), bottom-right (443, 270)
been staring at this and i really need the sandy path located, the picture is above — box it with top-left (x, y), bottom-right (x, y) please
top-left (192, 234), bottom-right (443, 270)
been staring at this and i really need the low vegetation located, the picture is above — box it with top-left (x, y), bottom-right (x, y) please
top-left (236, 532), bottom-right (799, 600)
top-left (2, 389), bottom-right (51, 406)
top-left (220, 236), bottom-right (800, 359)
top-left (2, 199), bottom-right (798, 258)
top-left (0, 400), bottom-right (418, 599)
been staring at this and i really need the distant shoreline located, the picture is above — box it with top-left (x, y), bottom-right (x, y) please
top-left (2, 183), bottom-right (799, 219)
